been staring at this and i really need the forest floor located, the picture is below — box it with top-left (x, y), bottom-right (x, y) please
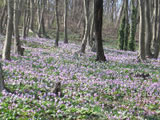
top-left (0, 36), bottom-right (160, 120)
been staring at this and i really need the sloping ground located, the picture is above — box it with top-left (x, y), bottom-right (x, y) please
top-left (0, 37), bottom-right (160, 120)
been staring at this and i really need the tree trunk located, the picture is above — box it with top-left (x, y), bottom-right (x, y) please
top-left (64, 0), bottom-right (68, 44)
top-left (22, 2), bottom-right (28, 39)
top-left (145, 0), bottom-right (153, 57)
top-left (2, 0), bottom-right (14, 60)
top-left (129, 0), bottom-right (137, 51)
top-left (30, 0), bottom-right (34, 31)
top-left (80, 0), bottom-right (90, 53)
top-left (94, 0), bottom-right (106, 61)
top-left (124, 0), bottom-right (129, 50)
top-left (152, 0), bottom-right (158, 55)
top-left (116, 1), bottom-right (124, 28)
top-left (90, 11), bottom-right (95, 51)
top-left (138, 0), bottom-right (146, 61)
top-left (55, 0), bottom-right (60, 47)
top-left (153, 0), bottom-right (160, 59)
top-left (14, 0), bottom-right (24, 56)
top-left (37, 0), bottom-right (46, 38)
top-left (0, 0), bottom-right (7, 34)
top-left (0, 63), bottom-right (4, 92)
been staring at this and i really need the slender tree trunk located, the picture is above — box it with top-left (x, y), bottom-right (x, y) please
top-left (30, 0), bottom-right (34, 31)
top-left (14, 0), bottom-right (24, 56)
top-left (138, 0), bottom-right (146, 61)
top-left (90, 8), bottom-right (95, 51)
top-left (0, 63), bottom-right (4, 92)
top-left (22, 1), bottom-right (28, 39)
top-left (0, 0), bottom-right (7, 34)
top-left (37, 0), bottom-right (46, 38)
top-left (94, 0), bottom-right (106, 61)
top-left (145, 0), bottom-right (153, 57)
top-left (80, 0), bottom-right (90, 53)
top-left (22, 11), bottom-right (27, 38)
top-left (64, 0), bottom-right (68, 43)
top-left (2, 13), bottom-right (8, 33)
top-left (111, 0), bottom-right (114, 23)
top-left (152, 0), bottom-right (158, 50)
top-left (55, 0), bottom-right (60, 47)
top-left (2, 0), bottom-right (14, 60)
top-left (153, 0), bottom-right (160, 59)
top-left (124, 0), bottom-right (129, 50)
top-left (116, 1), bottom-right (124, 28)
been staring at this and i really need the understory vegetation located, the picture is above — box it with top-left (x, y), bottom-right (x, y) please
top-left (0, 37), bottom-right (160, 120)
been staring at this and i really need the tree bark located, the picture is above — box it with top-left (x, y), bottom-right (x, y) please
top-left (30, 0), bottom-right (34, 31)
top-left (153, 0), bottom-right (160, 59)
top-left (22, 0), bottom-right (29, 39)
top-left (0, 63), bottom-right (4, 92)
top-left (2, 0), bottom-right (14, 60)
top-left (55, 0), bottom-right (60, 47)
top-left (145, 0), bottom-right (153, 57)
top-left (14, 0), bottom-right (24, 56)
top-left (138, 0), bottom-right (146, 61)
top-left (94, 0), bottom-right (106, 61)
top-left (64, 0), bottom-right (68, 44)
top-left (0, 0), bottom-right (7, 34)
top-left (80, 0), bottom-right (90, 53)
top-left (124, 0), bottom-right (129, 50)
top-left (129, 0), bottom-right (137, 51)
top-left (37, 0), bottom-right (46, 38)
top-left (152, 0), bottom-right (158, 55)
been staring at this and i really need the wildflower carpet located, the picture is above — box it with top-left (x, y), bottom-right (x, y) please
top-left (0, 37), bottom-right (160, 119)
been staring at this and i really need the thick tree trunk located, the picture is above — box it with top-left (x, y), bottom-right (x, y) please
top-left (94, 0), bottom-right (106, 61)
top-left (55, 0), bottom-right (60, 47)
top-left (138, 0), bottom-right (146, 61)
top-left (2, 0), bottom-right (14, 60)
top-left (129, 0), bottom-right (137, 51)
top-left (0, 63), bottom-right (4, 92)
top-left (64, 0), bottom-right (68, 44)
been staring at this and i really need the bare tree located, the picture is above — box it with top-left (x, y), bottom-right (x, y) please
top-left (37, 0), bottom-right (46, 38)
top-left (2, 0), bottom-right (14, 60)
top-left (145, 0), bottom-right (153, 57)
top-left (138, 0), bottom-right (146, 61)
top-left (0, 0), bottom-right (7, 34)
top-left (153, 0), bottom-right (160, 59)
top-left (14, 0), bottom-right (24, 56)
top-left (55, 0), bottom-right (60, 47)
top-left (64, 0), bottom-right (68, 43)
top-left (80, 0), bottom-right (90, 53)
top-left (94, 0), bottom-right (106, 61)
top-left (0, 63), bottom-right (4, 92)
